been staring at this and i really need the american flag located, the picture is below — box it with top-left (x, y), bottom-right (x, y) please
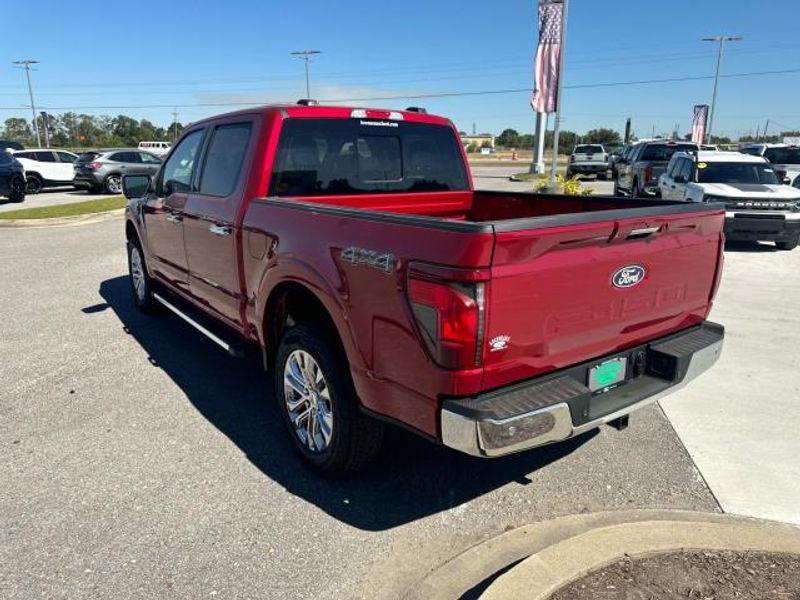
top-left (692, 104), bottom-right (709, 143)
top-left (530, 0), bottom-right (564, 114)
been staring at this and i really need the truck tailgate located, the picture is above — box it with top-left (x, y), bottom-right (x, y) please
top-left (482, 209), bottom-right (724, 390)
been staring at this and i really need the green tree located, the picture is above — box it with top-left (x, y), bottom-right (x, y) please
top-left (584, 128), bottom-right (621, 145)
top-left (496, 128), bottom-right (520, 148)
top-left (2, 118), bottom-right (34, 145)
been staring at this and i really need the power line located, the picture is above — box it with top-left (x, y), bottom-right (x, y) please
top-left (0, 66), bottom-right (798, 112)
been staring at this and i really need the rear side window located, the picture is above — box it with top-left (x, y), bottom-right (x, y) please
top-left (198, 123), bottom-right (252, 196)
top-left (110, 152), bottom-right (140, 163)
top-left (270, 118), bottom-right (469, 197)
top-left (34, 151), bottom-right (56, 162)
top-left (764, 147), bottom-right (800, 164)
top-left (640, 143), bottom-right (697, 161)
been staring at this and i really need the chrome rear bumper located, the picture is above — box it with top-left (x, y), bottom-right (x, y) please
top-left (440, 322), bottom-right (724, 457)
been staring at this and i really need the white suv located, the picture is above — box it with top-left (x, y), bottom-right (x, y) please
top-left (137, 141), bottom-right (171, 157)
top-left (739, 143), bottom-right (800, 185)
top-left (11, 149), bottom-right (78, 194)
top-left (659, 150), bottom-right (800, 249)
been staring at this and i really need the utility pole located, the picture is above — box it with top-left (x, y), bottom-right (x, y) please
top-left (547, 0), bottom-right (569, 190)
top-left (290, 50), bottom-right (322, 98)
top-left (171, 108), bottom-right (178, 142)
top-left (702, 35), bottom-right (742, 144)
top-left (13, 60), bottom-right (42, 147)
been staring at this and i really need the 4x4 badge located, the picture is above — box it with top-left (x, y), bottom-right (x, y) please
top-left (612, 265), bottom-right (646, 288)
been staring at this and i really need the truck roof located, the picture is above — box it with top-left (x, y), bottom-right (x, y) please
top-left (692, 150), bottom-right (768, 164)
top-left (188, 103), bottom-right (453, 128)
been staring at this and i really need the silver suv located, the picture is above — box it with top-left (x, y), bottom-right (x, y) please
top-left (73, 149), bottom-right (162, 194)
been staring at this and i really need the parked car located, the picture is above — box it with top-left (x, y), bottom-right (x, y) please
top-left (10, 149), bottom-right (78, 194)
top-left (138, 141), bottom-right (172, 157)
top-left (0, 140), bottom-right (24, 152)
top-left (566, 144), bottom-right (609, 179)
top-left (659, 150), bottom-right (800, 250)
top-left (74, 149), bottom-right (162, 194)
top-left (739, 143), bottom-right (800, 186)
top-left (122, 102), bottom-right (725, 473)
top-left (615, 140), bottom-right (699, 196)
top-left (0, 150), bottom-right (25, 202)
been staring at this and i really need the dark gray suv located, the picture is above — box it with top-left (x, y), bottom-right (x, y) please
top-left (74, 149), bottom-right (162, 194)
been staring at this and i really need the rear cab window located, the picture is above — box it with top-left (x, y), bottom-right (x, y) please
top-left (764, 147), bottom-right (800, 164)
top-left (640, 143), bottom-right (698, 161)
top-left (270, 118), bottom-right (469, 197)
top-left (574, 145), bottom-right (603, 154)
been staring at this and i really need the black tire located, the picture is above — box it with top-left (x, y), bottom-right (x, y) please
top-left (9, 175), bottom-right (25, 202)
top-left (105, 174), bottom-right (122, 195)
top-left (275, 323), bottom-right (383, 474)
top-left (776, 236), bottom-right (799, 251)
top-left (25, 174), bottom-right (43, 195)
top-left (127, 235), bottom-right (158, 312)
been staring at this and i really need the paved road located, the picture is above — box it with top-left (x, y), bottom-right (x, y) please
top-left (1, 218), bottom-right (715, 599)
top-left (0, 187), bottom-right (117, 213)
top-left (662, 242), bottom-right (800, 526)
top-left (471, 164), bottom-right (614, 194)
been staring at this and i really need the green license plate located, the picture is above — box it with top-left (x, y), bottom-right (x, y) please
top-left (588, 357), bottom-right (627, 392)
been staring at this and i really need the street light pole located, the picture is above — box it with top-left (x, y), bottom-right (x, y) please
top-left (13, 60), bottom-right (42, 147)
top-left (702, 35), bottom-right (742, 144)
top-left (290, 50), bottom-right (322, 98)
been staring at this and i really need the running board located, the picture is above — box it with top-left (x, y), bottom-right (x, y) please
top-left (152, 292), bottom-right (247, 357)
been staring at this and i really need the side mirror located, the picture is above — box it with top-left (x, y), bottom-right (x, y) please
top-left (122, 174), bottom-right (152, 199)
top-left (674, 175), bottom-right (687, 184)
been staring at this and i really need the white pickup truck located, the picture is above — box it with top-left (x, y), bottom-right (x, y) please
top-left (566, 144), bottom-right (609, 179)
top-left (659, 150), bottom-right (800, 250)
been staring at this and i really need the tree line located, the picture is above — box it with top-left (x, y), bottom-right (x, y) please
top-left (494, 127), bottom-right (622, 154)
top-left (0, 114), bottom-right (185, 149)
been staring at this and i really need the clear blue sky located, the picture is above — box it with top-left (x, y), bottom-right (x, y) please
top-left (2, 0), bottom-right (799, 139)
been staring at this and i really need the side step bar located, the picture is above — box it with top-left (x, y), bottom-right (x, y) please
top-left (153, 292), bottom-right (248, 357)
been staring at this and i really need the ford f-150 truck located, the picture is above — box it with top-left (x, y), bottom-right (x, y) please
top-left (122, 103), bottom-right (726, 473)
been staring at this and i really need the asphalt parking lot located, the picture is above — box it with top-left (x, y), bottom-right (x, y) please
top-left (0, 168), bottom-right (797, 599)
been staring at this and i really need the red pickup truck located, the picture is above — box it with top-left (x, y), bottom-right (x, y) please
top-left (122, 103), bottom-right (725, 473)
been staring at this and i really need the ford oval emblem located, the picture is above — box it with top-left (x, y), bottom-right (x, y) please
top-left (612, 265), bottom-right (646, 288)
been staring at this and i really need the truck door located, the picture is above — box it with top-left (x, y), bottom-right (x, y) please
top-left (182, 119), bottom-right (255, 327)
top-left (142, 128), bottom-right (205, 291)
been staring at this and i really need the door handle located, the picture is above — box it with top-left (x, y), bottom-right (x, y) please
top-left (209, 224), bottom-right (231, 236)
top-left (165, 213), bottom-right (182, 224)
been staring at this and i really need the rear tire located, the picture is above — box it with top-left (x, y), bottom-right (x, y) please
top-left (275, 323), bottom-right (383, 474)
top-left (25, 174), bottom-right (42, 195)
top-left (105, 174), bottom-right (122, 194)
top-left (776, 236), bottom-right (799, 251)
top-left (127, 235), bottom-right (158, 312)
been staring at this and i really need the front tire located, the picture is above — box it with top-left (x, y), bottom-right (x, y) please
top-left (776, 236), bottom-right (799, 251)
top-left (275, 324), bottom-right (383, 474)
top-left (105, 174), bottom-right (122, 194)
top-left (127, 236), bottom-right (157, 312)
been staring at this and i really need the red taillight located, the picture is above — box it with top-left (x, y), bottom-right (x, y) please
top-left (87, 162), bottom-right (102, 170)
top-left (407, 277), bottom-right (485, 370)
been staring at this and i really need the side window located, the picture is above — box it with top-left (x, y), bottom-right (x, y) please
top-left (34, 151), bottom-right (56, 162)
top-left (56, 152), bottom-right (76, 163)
top-left (160, 129), bottom-right (204, 195)
top-left (15, 152), bottom-right (32, 160)
top-left (139, 152), bottom-right (161, 164)
top-left (198, 123), bottom-right (252, 196)
top-left (666, 156), bottom-right (679, 177)
top-left (679, 159), bottom-right (694, 181)
top-left (109, 152), bottom-right (131, 162)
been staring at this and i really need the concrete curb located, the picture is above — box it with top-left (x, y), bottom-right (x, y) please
top-left (403, 510), bottom-right (800, 600)
top-left (0, 208), bottom-right (125, 229)
top-left (482, 512), bottom-right (800, 600)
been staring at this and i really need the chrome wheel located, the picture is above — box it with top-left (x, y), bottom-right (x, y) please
top-left (283, 350), bottom-right (334, 453)
top-left (106, 176), bottom-right (122, 194)
top-left (129, 245), bottom-right (146, 302)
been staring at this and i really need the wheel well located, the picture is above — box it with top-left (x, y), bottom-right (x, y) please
top-left (26, 172), bottom-right (42, 180)
top-left (264, 282), bottom-right (346, 369)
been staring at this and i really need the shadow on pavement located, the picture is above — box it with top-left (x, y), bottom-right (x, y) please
top-left (724, 241), bottom-right (778, 253)
top-left (96, 275), bottom-right (594, 531)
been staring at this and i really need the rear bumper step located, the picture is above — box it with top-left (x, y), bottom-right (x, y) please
top-left (440, 321), bottom-right (724, 457)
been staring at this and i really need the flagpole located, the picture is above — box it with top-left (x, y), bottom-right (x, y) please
top-left (547, 0), bottom-right (568, 190)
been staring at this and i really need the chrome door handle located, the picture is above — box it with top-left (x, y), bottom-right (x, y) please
top-left (165, 213), bottom-right (182, 224)
top-left (209, 224), bottom-right (231, 236)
